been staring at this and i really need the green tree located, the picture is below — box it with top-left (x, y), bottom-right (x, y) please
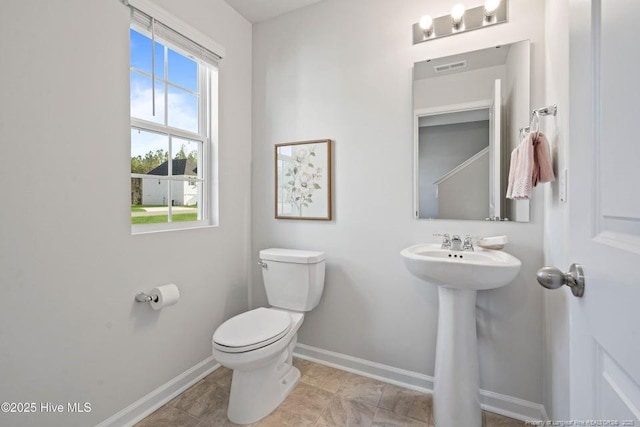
top-left (175, 145), bottom-right (187, 160)
top-left (174, 144), bottom-right (198, 162)
top-left (131, 149), bottom-right (168, 174)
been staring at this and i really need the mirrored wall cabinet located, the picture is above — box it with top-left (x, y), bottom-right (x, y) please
top-left (413, 40), bottom-right (531, 222)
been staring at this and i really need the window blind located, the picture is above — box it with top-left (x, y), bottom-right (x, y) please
top-left (128, 3), bottom-right (222, 67)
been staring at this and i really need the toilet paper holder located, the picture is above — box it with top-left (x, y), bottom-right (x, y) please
top-left (135, 292), bottom-right (158, 303)
top-left (135, 284), bottom-right (180, 310)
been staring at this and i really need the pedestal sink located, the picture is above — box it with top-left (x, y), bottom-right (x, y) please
top-left (400, 244), bottom-right (521, 427)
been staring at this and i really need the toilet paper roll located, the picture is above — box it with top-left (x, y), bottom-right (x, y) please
top-left (150, 284), bottom-right (180, 310)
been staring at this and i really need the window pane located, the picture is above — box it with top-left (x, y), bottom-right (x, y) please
top-left (131, 189), bottom-right (169, 225)
top-left (170, 180), bottom-right (202, 223)
top-left (131, 72), bottom-right (165, 125)
top-left (168, 48), bottom-right (198, 92)
top-left (130, 29), bottom-right (150, 71)
top-left (130, 29), bottom-right (165, 78)
top-left (170, 180), bottom-right (201, 221)
top-left (168, 86), bottom-right (198, 133)
top-left (171, 137), bottom-right (201, 179)
top-left (131, 129), bottom-right (168, 174)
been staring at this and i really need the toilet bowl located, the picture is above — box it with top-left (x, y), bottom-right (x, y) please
top-left (211, 248), bottom-right (326, 424)
top-left (212, 308), bottom-right (304, 424)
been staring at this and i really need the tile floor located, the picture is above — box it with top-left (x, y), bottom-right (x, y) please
top-left (136, 358), bottom-right (527, 427)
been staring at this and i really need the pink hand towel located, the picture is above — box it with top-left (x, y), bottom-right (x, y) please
top-left (532, 132), bottom-right (555, 185)
top-left (507, 133), bottom-right (535, 199)
top-left (506, 145), bottom-right (520, 199)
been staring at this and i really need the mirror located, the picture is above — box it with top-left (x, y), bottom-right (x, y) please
top-left (413, 40), bottom-right (531, 222)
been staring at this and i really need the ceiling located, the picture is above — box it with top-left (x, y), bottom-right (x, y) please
top-left (224, 0), bottom-right (324, 23)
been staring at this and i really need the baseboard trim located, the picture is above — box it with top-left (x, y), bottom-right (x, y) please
top-left (294, 343), bottom-right (546, 422)
top-left (479, 389), bottom-right (547, 422)
top-left (96, 356), bottom-right (219, 427)
top-left (294, 343), bottom-right (434, 393)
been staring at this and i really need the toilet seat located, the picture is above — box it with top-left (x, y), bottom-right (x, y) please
top-left (213, 308), bottom-right (292, 353)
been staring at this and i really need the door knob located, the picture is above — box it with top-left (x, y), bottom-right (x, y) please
top-left (536, 264), bottom-right (585, 297)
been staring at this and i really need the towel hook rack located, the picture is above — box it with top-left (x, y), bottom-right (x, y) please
top-left (520, 104), bottom-right (558, 137)
top-left (533, 104), bottom-right (558, 117)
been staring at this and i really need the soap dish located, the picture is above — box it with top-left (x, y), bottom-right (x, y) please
top-left (477, 235), bottom-right (508, 250)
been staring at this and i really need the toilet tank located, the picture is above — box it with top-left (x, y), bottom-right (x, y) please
top-left (259, 248), bottom-right (326, 312)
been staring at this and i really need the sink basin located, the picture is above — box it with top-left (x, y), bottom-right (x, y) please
top-left (401, 243), bottom-right (521, 290)
top-left (400, 243), bottom-right (521, 427)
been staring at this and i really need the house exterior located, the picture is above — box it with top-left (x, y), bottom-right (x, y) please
top-left (142, 158), bottom-right (199, 206)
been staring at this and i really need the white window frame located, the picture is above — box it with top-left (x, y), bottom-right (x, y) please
top-left (128, 8), bottom-right (220, 234)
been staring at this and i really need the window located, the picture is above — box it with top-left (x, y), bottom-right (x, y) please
top-left (128, 7), bottom-right (220, 233)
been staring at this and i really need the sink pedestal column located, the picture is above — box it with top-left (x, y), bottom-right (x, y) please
top-left (433, 287), bottom-right (481, 427)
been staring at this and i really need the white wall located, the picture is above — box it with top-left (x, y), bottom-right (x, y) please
top-left (141, 179), bottom-right (197, 206)
top-left (438, 152), bottom-right (490, 220)
top-left (504, 41), bottom-right (531, 222)
top-left (142, 179), bottom-right (169, 206)
top-left (414, 65), bottom-right (506, 109)
top-left (252, 0), bottom-right (546, 405)
top-left (419, 122), bottom-right (489, 219)
top-left (543, 0), bottom-right (571, 419)
top-left (0, 1), bottom-right (251, 425)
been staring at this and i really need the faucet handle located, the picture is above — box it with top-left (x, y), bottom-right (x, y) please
top-left (434, 233), bottom-right (452, 248)
top-left (462, 235), bottom-right (476, 251)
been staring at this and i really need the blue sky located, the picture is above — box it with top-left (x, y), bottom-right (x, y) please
top-left (130, 29), bottom-right (200, 160)
top-left (130, 29), bottom-right (197, 91)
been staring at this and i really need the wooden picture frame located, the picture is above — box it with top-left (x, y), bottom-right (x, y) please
top-left (275, 139), bottom-right (332, 220)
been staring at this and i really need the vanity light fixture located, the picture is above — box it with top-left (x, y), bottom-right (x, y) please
top-left (412, 0), bottom-right (508, 45)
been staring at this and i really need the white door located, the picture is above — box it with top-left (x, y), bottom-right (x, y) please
top-left (569, 0), bottom-right (640, 421)
top-left (489, 79), bottom-right (502, 219)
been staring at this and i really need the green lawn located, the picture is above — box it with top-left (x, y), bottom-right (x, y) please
top-left (131, 213), bottom-right (198, 224)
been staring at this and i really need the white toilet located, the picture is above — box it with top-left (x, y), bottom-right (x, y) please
top-left (211, 248), bottom-right (326, 424)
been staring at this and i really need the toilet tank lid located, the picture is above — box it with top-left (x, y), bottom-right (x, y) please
top-left (260, 248), bottom-right (325, 264)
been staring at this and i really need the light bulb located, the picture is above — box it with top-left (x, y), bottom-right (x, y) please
top-left (419, 15), bottom-right (434, 33)
top-left (450, 3), bottom-right (466, 25)
top-left (484, 0), bottom-right (501, 16)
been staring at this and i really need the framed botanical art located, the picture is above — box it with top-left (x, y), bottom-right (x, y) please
top-left (275, 139), bottom-right (332, 220)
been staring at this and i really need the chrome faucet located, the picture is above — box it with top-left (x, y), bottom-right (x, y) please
top-left (451, 235), bottom-right (462, 251)
top-left (435, 233), bottom-right (474, 251)
top-left (434, 233), bottom-right (451, 249)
